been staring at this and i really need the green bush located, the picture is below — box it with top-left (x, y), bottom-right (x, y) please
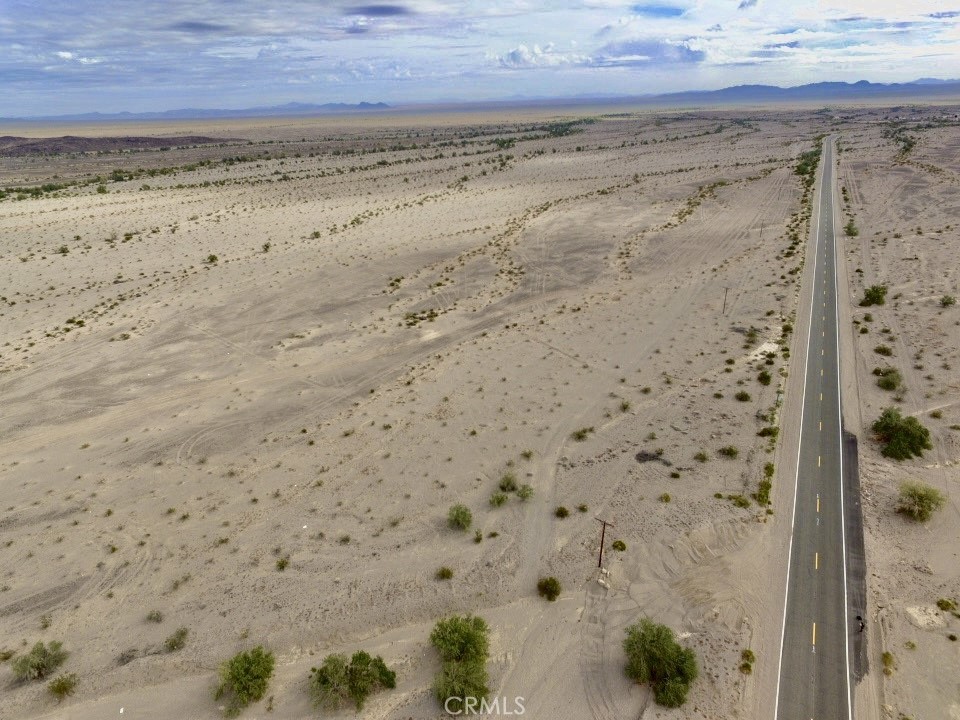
top-left (844, 219), bottom-right (859, 237)
top-left (430, 615), bottom-right (489, 664)
top-left (623, 619), bottom-right (698, 708)
top-left (12, 641), bottom-right (68, 681)
top-left (940, 295), bottom-right (956, 308)
top-left (215, 646), bottom-right (275, 716)
top-left (537, 577), bottom-right (562, 601)
top-left (612, 540), bottom-right (627, 551)
top-left (734, 390), bottom-right (752, 402)
top-left (874, 367), bottom-right (902, 391)
top-left (447, 504), bottom-right (472, 531)
top-left (436, 566), bottom-right (454, 580)
top-left (757, 370), bottom-right (772, 386)
top-left (571, 426), bottom-right (595, 441)
top-left (308, 651), bottom-right (396, 711)
top-left (554, 506), bottom-right (569, 518)
top-left (498, 473), bottom-right (518, 492)
top-left (860, 285), bottom-right (887, 306)
top-left (717, 445), bottom-right (739, 459)
top-left (693, 451), bottom-right (708, 463)
top-left (872, 407), bottom-right (931, 460)
top-left (430, 616), bottom-right (490, 713)
top-left (516, 484), bottom-right (534, 500)
top-left (164, 627), bottom-right (189, 652)
top-left (489, 492), bottom-right (508, 508)
top-left (48, 673), bottom-right (78, 702)
top-left (897, 481), bottom-right (945, 522)
top-left (874, 345), bottom-right (893, 356)
top-left (433, 658), bottom-right (489, 715)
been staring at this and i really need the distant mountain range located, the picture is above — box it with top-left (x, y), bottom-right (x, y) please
top-left (6, 101), bottom-right (391, 123)
top-left (6, 80), bottom-right (960, 122)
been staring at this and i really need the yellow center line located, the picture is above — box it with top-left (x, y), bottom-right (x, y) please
top-left (818, 455), bottom-right (821, 467)
top-left (819, 420), bottom-right (822, 431)
top-left (817, 494), bottom-right (820, 512)
top-left (815, 552), bottom-right (819, 570)
top-left (812, 622), bottom-right (817, 646)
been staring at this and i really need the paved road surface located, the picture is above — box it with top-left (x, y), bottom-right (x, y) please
top-left (774, 138), bottom-right (854, 720)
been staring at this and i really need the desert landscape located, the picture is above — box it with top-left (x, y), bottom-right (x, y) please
top-left (1, 104), bottom-right (957, 719)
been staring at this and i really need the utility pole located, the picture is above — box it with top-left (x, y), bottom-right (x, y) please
top-left (722, 286), bottom-right (731, 315)
top-left (596, 517), bottom-right (614, 568)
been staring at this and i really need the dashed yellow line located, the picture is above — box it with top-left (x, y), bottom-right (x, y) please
top-left (815, 552), bottom-right (819, 570)
top-left (812, 622), bottom-right (817, 646)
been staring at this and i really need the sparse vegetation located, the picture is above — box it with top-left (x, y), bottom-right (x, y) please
top-left (860, 285), bottom-right (888, 307)
top-left (872, 407), bottom-right (931, 460)
top-left (308, 651), bottom-right (396, 712)
top-left (555, 506), bottom-right (569, 518)
top-left (612, 540), bottom-right (627, 551)
top-left (537, 576), bottom-right (562, 601)
top-left (447, 504), bottom-right (472, 531)
top-left (717, 445), bottom-right (739, 459)
top-left (164, 627), bottom-right (189, 652)
top-left (430, 616), bottom-right (490, 714)
top-left (436, 566), bottom-right (454, 580)
top-left (215, 646), bottom-right (275, 716)
top-left (897, 481), bottom-right (945, 522)
top-left (489, 492), bottom-right (508, 507)
top-left (874, 366), bottom-right (902, 391)
top-left (571, 426), bottom-right (595, 441)
top-left (146, 609), bottom-right (164, 623)
top-left (12, 641), bottom-right (68, 681)
top-left (881, 650), bottom-right (895, 675)
top-left (48, 673), bottom-right (78, 702)
top-left (940, 295), bottom-right (956, 308)
top-left (516, 484), bottom-right (534, 501)
top-left (623, 619), bottom-right (698, 708)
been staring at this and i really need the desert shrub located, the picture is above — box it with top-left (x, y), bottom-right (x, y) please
top-left (764, 462), bottom-right (774, 478)
top-left (146, 610), bottom-right (164, 623)
top-left (215, 646), bottom-right (275, 716)
top-left (433, 658), bottom-right (489, 714)
top-left (874, 345), bottom-right (893, 356)
top-left (693, 451), bottom-right (708, 463)
top-left (308, 651), bottom-right (396, 711)
top-left (12, 641), bottom-right (68, 681)
top-left (874, 367), bottom-right (902, 391)
top-left (430, 615), bottom-right (490, 712)
top-left (623, 619), bottom-right (698, 708)
top-left (165, 627), bottom-right (189, 652)
top-left (447, 504), bottom-right (472, 531)
top-left (872, 408), bottom-right (931, 460)
top-left (48, 673), bottom-right (78, 702)
top-left (717, 445), bottom-right (739, 458)
top-left (735, 390), bottom-right (752, 402)
top-left (940, 295), bottom-right (956, 308)
top-left (436, 566), bottom-right (454, 580)
top-left (571, 426), bottom-right (595, 441)
top-left (729, 494), bottom-right (751, 508)
top-left (431, 615), bottom-right (489, 664)
top-left (755, 480), bottom-right (772, 506)
top-left (936, 598), bottom-right (957, 612)
top-left (881, 651), bottom-right (895, 675)
top-left (516, 484), bottom-right (534, 500)
top-left (757, 426), bottom-right (778, 438)
top-left (860, 285), bottom-right (887, 306)
top-left (659, 493), bottom-right (671, 503)
top-left (489, 492), bottom-right (508, 508)
top-left (612, 540), bottom-right (627, 551)
top-left (844, 220), bottom-right (859, 237)
top-left (498, 473), bottom-right (517, 492)
top-left (537, 577), bottom-right (562, 601)
top-left (554, 506), bottom-right (569, 518)
top-left (206, 254), bottom-right (219, 265)
top-left (897, 481), bottom-right (945, 522)
top-left (757, 370), bottom-right (772, 386)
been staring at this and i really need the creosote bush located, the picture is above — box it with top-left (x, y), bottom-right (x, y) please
top-left (309, 651), bottom-right (396, 712)
top-left (897, 481), bottom-right (945, 522)
top-left (430, 616), bottom-right (490, 714)
top-left (516, 484), bottom-right (534, 501)
top-left (612, 540), bottom-right (627, 552)
top-left (623, 619), bottom-right (698, 708)
top-left (447, 504), bottom-right (472, 531)
top-left (12, 641), bottom-right (68, 681)
top-left (215, 646), bottom-right (275, 716)
top-left (165, 627), bottom-right (189, 652)
top-left (872, 407), bottom-right (931, 460)
top-left (48, 673), bottom-right (78, 702)
top-left (554, 506), bottom-right (569, 518)
top-left (537, 577), bottom-right (562, 601)
top-left (860, 285), bottom-right (887, 307)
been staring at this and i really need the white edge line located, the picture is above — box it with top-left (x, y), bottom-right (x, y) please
top-left (772, 136), bottom-right (825, 719)
top-left (832, 137), bottom-right (854, 720)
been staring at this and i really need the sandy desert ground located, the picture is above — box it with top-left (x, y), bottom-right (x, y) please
top-left (0, 104), bottom-right (956, 719)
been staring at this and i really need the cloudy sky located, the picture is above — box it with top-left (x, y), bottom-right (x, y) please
top-left (3, 0), bottom-right (959, 115)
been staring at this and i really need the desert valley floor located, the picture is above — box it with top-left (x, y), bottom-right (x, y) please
top-left (1, 105), bottom-right (958, 719)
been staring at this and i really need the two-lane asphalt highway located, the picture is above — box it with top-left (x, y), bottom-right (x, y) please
top-left (774, 138), bottom-right (853, 720)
